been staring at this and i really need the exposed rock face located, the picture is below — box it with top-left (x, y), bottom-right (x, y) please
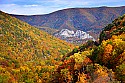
top-left (54, 29), bottom-right (95, 44)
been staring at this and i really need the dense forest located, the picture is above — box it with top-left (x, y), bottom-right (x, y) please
top-left (53, 14), bottom-right (125, 83)
top-left (0, 10), bottom-right (125, 83)
top-left (0, 11), bottom-right (74, 83)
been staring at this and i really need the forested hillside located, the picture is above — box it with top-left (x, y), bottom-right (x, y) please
top-left (0, 10), bottom-right (125, 83)
top-left (0, 11), bottom-right (74, 82)
top-left (50, 14), bottom-right (125, 83)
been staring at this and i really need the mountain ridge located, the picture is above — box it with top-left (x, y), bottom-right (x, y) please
top-left (10, 6), bottom-right (125, 16)
top-left (10, 6), bottom-right (125, 41)
top-left (10, 6), bottom-right (125, 30)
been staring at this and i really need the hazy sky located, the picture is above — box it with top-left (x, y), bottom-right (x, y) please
top-left (0, 0), bottom-right (125, 15)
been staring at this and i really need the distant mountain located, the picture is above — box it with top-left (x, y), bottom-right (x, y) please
top-left (11, 6), bottom-right (125, 36)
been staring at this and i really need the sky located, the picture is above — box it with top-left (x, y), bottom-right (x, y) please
top-left (0, 0), bottom-right (125, 15)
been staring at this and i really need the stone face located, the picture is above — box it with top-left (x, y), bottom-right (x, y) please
top-left (54, 29), bottom-right (95, 43)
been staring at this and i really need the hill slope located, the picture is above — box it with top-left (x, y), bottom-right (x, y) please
top-left (12, 6), bottom-right (125, 34)
top-left (51, 14), bottom-right (125, 83)
top-left (0, 11), bottom-right (74, 62)
top-left (97, 14), bottom-right (125, 82)
top-left (0, 11), bottom-right (74, 82)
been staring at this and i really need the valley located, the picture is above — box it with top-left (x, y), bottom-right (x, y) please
top-left (0, 6), bottom-right (125, 83)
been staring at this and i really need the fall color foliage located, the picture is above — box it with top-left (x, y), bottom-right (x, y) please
top-left (0, 10), bottom-right (125, 83)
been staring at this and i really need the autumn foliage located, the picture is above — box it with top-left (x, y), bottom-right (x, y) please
top-left (0, 11), bottom-right (125, 83)
top-left (0, 11), bottom-right (74, 83)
